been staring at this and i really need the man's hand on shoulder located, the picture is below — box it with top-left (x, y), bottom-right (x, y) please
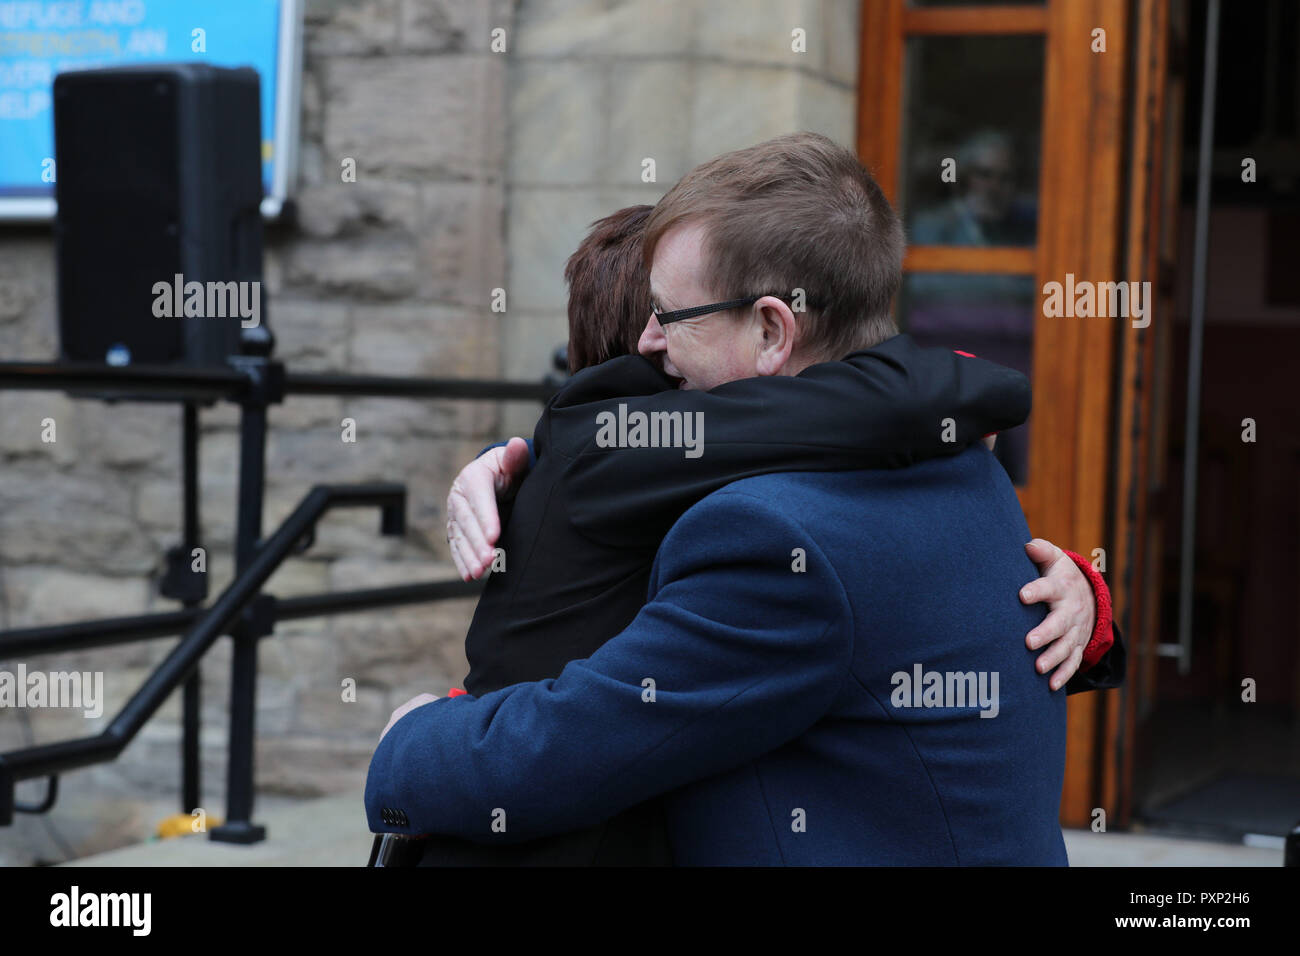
top-left (446, 436), bottom-right (530, 580)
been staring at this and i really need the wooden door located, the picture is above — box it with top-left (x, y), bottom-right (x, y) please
top-left (856, 0), bottom-right (1164, 827)
top-left (1110, 0), bottom-right (1185, 827)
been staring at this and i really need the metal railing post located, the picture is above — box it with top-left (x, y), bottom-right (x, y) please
top-left (210, 358), bottom-right (279, 844)
top-left (180, 401), bottom-right (203, 815)
top-left (0, 482), bottom-right (406, 825)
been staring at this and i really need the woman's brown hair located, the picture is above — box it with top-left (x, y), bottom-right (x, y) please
top-left (563, 204), bottom-right (654, 373)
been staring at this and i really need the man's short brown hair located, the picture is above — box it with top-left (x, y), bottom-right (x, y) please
top-left (564, 204), bottom-right (653, 373)
top-left (643, 132), bottom-right (903, 359)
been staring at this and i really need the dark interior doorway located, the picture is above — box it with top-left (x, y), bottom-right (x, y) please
top-left (1133, 0), bottom-right (1300, 845)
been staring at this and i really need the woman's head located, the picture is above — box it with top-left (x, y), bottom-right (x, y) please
top-left (563, 204), bottom-right (654, 373)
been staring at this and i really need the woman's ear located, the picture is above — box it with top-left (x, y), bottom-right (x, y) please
top-left (754, 296), bottom-right (798, 376)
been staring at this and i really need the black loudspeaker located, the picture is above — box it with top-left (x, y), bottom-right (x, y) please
top-left (54, 63), bottom-right (267, 367)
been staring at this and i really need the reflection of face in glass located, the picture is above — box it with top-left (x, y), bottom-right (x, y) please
top-left (964, 144), bottom-right (1016, 223)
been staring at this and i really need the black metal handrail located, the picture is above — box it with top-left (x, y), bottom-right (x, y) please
top-left (1, 608), bottom-right (209, 657)
top-left (0, 354), bottom-right (556, 842)
top-left (0, 482), bottom-right (406, 825)
top-left (0, 580), bottom-right (484, 659)
top-left (0, 360), bottom-right (253, 401)
top-left (285, 370), bottom-right (557, 402)
top-left (0, 360), bottom-right (561, 403)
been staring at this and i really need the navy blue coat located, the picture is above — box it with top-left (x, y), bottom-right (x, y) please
top-left (366, 445), bottom-right (1068, 865)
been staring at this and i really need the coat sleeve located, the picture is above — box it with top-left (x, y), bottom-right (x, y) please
top-left (364, 491), bottom-right (854, 842)
top-left (1066, 624), bottom-right (1126, 695)
top-left (563, 337), bottom-right (1030, 548)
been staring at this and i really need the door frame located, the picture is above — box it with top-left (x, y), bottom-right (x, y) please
top-left (855, 0), bottom-right (1167, 827)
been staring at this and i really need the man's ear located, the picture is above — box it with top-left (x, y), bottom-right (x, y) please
top-left (754, 296), bottom-right (798, 376)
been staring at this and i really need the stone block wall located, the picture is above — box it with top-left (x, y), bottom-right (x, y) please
top-left (500, 0), bottom-right (862, 434)
top-left (0, 0), bottom-right (514, 865)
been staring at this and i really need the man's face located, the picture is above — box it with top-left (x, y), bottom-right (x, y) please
top-left (964, 143), bottom-right (1016, 222)
top-left (638, 221), bottom-right (763, 391)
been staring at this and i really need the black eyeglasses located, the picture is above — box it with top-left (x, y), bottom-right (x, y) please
top-left (652, 293), bottom-right (813, 326)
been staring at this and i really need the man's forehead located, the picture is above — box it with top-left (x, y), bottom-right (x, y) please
top-left (659, 220), bottom-right (708, 257)
top-left (647, 260), bottom-right (673, 303)
top-left (650, 221), bottom-right (708, 297)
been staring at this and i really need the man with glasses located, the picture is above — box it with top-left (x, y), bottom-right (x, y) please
top-left (368, 133), bottom-right (1117, 865)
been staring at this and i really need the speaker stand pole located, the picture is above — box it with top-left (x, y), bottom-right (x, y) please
top-left (210, 359), bottom-right (275, 845)
top-left (180, 401), bottom-right (202, 816)
top-left (157, 400), bottom-right (211, 824)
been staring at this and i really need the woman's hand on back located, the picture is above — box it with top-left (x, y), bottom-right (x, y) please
top-left (446, 437), bottom-right (531, 580)
top-left (1019, 538), bottom-right (1097, 690)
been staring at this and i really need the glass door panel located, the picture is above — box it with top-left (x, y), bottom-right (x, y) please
top-left (895, 29), bottom-right (1045, 484)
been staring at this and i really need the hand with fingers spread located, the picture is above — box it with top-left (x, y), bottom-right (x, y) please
top-left (445, 437), bottom-right (531, 581)
top-left (1020, 537), bottom-right (1098, 691)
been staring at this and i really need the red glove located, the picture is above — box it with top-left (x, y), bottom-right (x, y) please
top-left (1061, 550), bottom-right (1113, 670)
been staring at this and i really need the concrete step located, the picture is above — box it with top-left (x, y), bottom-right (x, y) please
top-left (1063, 827), bottom-right (1280, 867)
top-left (59, 790), bottom-right (372, 867)
top-left (59, 790), bottom-right (1285, 866)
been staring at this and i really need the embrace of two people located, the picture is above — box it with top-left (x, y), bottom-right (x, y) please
top-left (365, 132), bottom-right (1125, 866)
